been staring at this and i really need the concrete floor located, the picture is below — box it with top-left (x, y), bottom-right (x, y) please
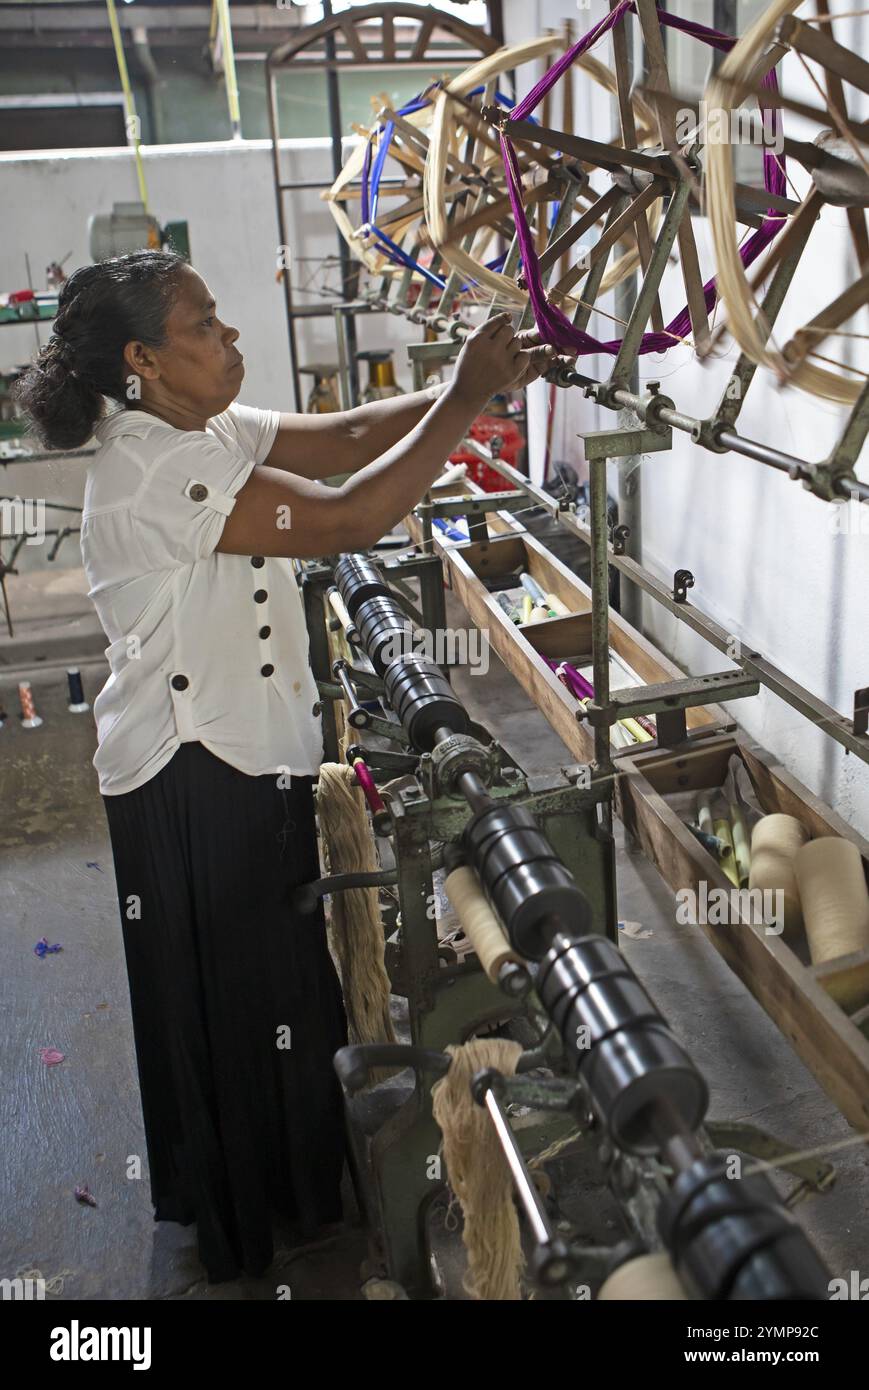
top-left (1, 570), bottom-right (868, 1301)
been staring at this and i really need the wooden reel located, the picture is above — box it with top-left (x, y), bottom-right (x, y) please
top-left (325, 30), bottom-right (660, 317)
top-left (324, 35), bottom-right (573, 297)
top-left (422, 32), bottom-right (662, 314)
top-left (704, 0), bottom-right (868, 404)
top-left (325, 96), bottom-right (437, 280)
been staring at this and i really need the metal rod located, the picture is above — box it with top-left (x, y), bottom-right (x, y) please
top-left (589, 455), bottom-right (614, 779)
top-left (614, 273), bottom-right (643, 629)
top-left (543, 377), bottom-right (869, 499)
top-left (609, 175), bottom-right (692, 391)
top-left (715, 428), bottom-right (808, 474)
top-left (278, 177), bottom-right (410, 192)
top-left (266, 66), bottom-right (303, 412)
top-left (456, 770), bottom-right (492, 813)
top-left (482, 1085), bottom-right (552, 1247)
top-left (321, 0), bottom-right (359, 407)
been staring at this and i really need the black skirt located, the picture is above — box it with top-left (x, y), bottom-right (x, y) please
top-left (102, 741), bottom-right (348, 1283)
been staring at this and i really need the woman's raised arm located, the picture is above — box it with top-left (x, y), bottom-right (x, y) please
top-left (217, 317), bottom-right (554, 558)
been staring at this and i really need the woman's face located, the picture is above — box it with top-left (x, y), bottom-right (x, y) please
top-left (126, 266), bottom-right (245, 420)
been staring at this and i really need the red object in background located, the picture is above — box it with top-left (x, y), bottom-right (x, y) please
top-left (449, 413), bottom-right (525, 492)
top-left (8, 289), bottom-right (35, 306)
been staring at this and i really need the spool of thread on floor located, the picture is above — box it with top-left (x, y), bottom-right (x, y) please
top-left (794, 837), bottom-right (869, 964)
top-left (598, 1252), bottom-right (687, 1301)
top-left (18, 681), bottom-right (43, 729)
top-left (444, 865), bottom-right (523, 983)
top-left (66, 668), bottom-right (90, 714)
top-left (748, 814), bottom-right (808, 942)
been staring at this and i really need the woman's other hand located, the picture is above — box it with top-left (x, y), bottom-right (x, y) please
top-left (449, 314), bottom-right (557, 410)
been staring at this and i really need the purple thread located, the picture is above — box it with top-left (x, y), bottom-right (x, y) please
top-left (499, 1), bottom-right (786, 356)
top-left (547, 658), bottom-right (595, 702)
top-left (34, 936), bottom-right (62, 958)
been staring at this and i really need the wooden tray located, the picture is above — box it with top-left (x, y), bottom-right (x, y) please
top-left (444, 531), bottom-right (726, 765)
top-left (618, 735), bottom-right (869, 1131)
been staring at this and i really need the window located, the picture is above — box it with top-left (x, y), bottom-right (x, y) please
top-left (0, 94), bottom-right (127, 153)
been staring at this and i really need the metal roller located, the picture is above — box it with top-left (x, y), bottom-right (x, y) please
top-left (333, 553), bottom-right (391, 620)
top-left (658, 1155), bottom-right (830, 1300)
top-left (464, 804), bottom-right (592, 959)
top-left (382, 654), bottom-right (470, 750)
top-left (536, 932), bottom-right (709, 1153)
top-left (354, 595), bottom-right (416, 675)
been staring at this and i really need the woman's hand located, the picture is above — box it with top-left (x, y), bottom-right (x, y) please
top-left (449, 313), bottom-right (557, 410)
top-left (515, 326), bottom-right (573, 378)
top-left (512, 341), bottom-right (560, 388)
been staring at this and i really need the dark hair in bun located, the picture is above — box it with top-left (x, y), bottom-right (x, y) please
top-left (12, 250), bottom-right (185, 451)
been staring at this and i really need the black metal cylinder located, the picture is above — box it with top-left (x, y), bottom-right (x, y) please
top-left (382, 654), bottom-right (470, 750)
top-left (537, 933), bottom-right (708, 1153)
top-left (334, 554), bottom-right (391, 620)
top-left (354, 595), bottom-right (415, 675)
top-left (464, 805), bottom-right (592, 959)
top-left (658, 1155), bottom-right (830, 1300)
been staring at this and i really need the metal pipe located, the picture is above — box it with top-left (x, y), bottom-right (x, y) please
top-left (322, 0), bottom-right (359, 406)
top-left (432, 725), bottom-right (493, 811)
top-left (549, 377), bottom-right (869, 501)
top-left (715, 427), bottom-right (805, 475)
top-left (589, 456), bottom-right (613, 779)
top-left (614, 273), bottom-right (643, 629)
top-left (214, 0), bottom-right (242, 139)
top-left (266, 65), bottom-right (303, 412)
top-left (456, 770), bottom-right (492, 813)
top-left (132, 27), bottom-right (164, 145)
top-left (482, 1085), bottom-right (552, 1247)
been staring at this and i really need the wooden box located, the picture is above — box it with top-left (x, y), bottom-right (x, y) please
top-left (618, 735), bottom-right (869, 1131)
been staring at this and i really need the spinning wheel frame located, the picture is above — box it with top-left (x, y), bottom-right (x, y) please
top-left (705, 0), bottom-right (868, 404)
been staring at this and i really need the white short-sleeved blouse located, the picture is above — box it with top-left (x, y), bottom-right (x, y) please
top-left (80, 403), bottom-right (323, 795)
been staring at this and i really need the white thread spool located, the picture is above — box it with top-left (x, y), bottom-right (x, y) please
top-left (327, 587), bottom-right (357, 643)
top-left (598, 1252), bottom-right (687, 1301)
top-left (545, 593), bottom-right (571, 617)
top-left (749, 814), bottom-right (808, 942)
top-left (729, 801), bottom-right (750, 887)
top-left (444, 865), bottom-right (522, 983)
top-left (794, 837), bottom-right (869, 964)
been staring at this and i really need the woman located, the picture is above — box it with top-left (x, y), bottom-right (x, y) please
top-left (14, 250), bottom-right (554, 1285)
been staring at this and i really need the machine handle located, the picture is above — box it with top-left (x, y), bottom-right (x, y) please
top-left (351, 755), bottom-right (389, 828)
top-left (333, 659), bottom-right (370, 729)
top-left (327, 586), bottom-right (359, 644)
top-left (334, 1044), bottom-right (451, 1094)
top-left (293, 867), bottom-right (398, 914)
